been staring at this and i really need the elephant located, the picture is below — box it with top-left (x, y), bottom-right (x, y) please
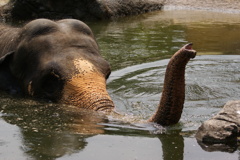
top-left (0, 18), bottom-right (196, 126)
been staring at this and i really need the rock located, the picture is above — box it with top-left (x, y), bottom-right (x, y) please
top-left (0, 0), bottom-right (164, 21)
top-left (196, 101), bottom-right (240, 151)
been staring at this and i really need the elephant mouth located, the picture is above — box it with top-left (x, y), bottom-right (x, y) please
top-left (60, 71), bottom-right (115, 112)
top-left (89, 99), bottom-right (115, 112)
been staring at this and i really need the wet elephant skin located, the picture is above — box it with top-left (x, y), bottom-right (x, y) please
top-left (0, 19), bottom-right (114, 111)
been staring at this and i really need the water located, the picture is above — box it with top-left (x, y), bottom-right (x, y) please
top-left (1, 10), bottom-right (240, 159)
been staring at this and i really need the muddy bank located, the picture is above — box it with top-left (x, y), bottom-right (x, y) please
top-left (164, 0), bottom-right (240, 14)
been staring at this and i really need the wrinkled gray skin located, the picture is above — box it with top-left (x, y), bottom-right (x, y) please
top-left (196, 100), bottom-right (240, 151)
top-left (0, 18), bottom-right (114, 112)
top-left (0, 18), bottom-right (197, 126)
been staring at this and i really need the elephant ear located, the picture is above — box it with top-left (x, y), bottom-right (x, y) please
top-left (0, 51), bottom-right (14, 64)
top-left (0, 51), bottom-right (21, 94)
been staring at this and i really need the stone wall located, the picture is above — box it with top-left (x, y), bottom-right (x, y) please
top-left (0, 0), bottom-right (164, 21)
top-left (1, 0), bottom-right (240, 22)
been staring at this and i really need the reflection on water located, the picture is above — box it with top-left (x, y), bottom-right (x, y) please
top-left (108, 55), bottom-right (240, 130)
top-left (90, 10), bottom-right (240, 70)
top-left (1, 10), bottom-right (240, 159)
top-left (0, 93), bottom-right (108, 159)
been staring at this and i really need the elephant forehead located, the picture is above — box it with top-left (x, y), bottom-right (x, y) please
top-left (73, 58), bottom-right (96, 73)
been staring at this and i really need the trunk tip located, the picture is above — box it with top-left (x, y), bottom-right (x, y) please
top-left (184, 43), bottom-right (197, 59)
top-left (185, 43), bottom-right (193, 50)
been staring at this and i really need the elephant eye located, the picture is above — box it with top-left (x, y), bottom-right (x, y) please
top-left (41, 72), bottom-right (64, 99)
top-left (105, 71), bottom-right (111, 79)
top-left (105, 68), bottom-right (111, 79)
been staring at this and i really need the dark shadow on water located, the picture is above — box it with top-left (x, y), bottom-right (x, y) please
top-left (0, 91), bottom-right (186, 160)
top-left (0, 90), bottom-right (239, 159)
top-left (197, 140), bottom-right (238, 153)
top-left (0, 92), bottom-right (106, 159)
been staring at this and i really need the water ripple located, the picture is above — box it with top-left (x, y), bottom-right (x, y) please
top-left (108, 55), bottom-right (240, 130)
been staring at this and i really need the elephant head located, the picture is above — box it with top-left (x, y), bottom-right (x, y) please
top-left (0, 19), bottom-right (114, 112)
top-left (0, 19), bottom-right (196, 126)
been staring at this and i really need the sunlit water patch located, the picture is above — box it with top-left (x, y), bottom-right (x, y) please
top-left (89, 10), bottom-right (240, 71)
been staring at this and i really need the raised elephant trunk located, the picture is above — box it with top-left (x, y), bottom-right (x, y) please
top-left (148, 43), bottom-right (196, 126)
